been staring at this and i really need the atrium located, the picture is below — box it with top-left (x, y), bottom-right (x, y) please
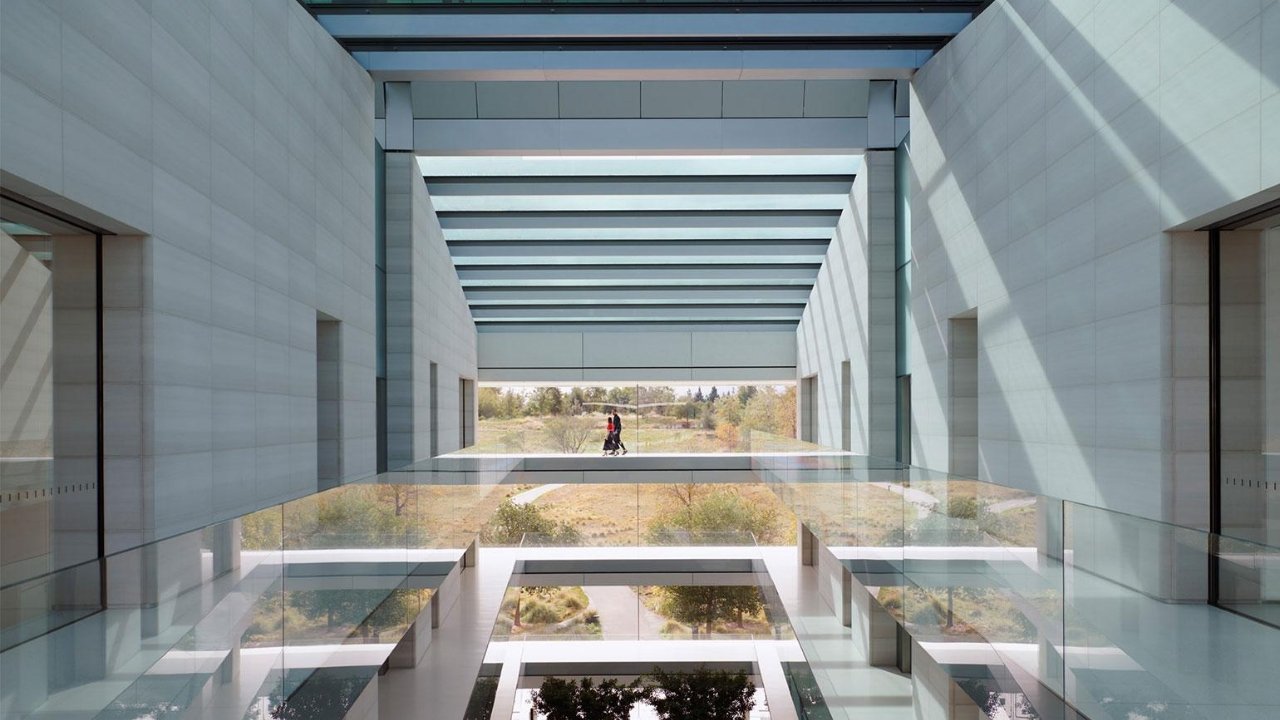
top-left (1, 1), bottom-right (1278, 719)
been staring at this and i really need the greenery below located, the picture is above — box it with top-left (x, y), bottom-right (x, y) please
top-left (530, 668), bottom-right (756, 720)
top-left (242, 588), bottom-right (431, 647)
top-left (493, 586), bottom-right (600, 638)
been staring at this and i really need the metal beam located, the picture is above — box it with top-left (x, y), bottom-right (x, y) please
top-left (359, 49), bottom-right (930, 81)
top-left (318, 11), bottom-right (974, 41)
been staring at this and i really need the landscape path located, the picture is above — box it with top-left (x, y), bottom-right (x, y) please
top-left (584, 585), bottom-right (668, 639)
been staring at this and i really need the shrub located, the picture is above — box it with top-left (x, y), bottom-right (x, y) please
top-left (521, 599), bottom-right (561, 625)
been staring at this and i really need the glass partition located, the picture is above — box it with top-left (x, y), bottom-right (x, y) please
top-left (468, 384), bottom-right (796, 455)
top-left (748, 431), bottom-right (1280, 720)
top-left (1, 221), bottom-right (101, 625)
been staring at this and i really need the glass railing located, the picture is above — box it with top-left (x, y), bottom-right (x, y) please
top-left (747, 431), bottom-right (1280, 720)
top-left (0, 463), bottom-right (515, 720)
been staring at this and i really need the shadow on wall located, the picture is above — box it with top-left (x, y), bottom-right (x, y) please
top-left (907, 0), bottom-right (1277, 521)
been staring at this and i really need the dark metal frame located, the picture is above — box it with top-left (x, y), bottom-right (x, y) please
top-left (1200, 198), bottom-right (1280, 608)
top-left (1207, 229), bottom-right (1220, 604)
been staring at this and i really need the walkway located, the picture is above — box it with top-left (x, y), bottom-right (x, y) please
top-left (583, 585), bottom-right (667, 639)
top-left (509, 483), bottom-right (566, 506)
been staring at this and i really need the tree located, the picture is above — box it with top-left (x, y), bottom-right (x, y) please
top-left (715, 422), bottom-right (741, 451)
top-left (694, 388), bottom-right (705, 403)
top-left (648, 488), bottom-right (780, 544)
top-left (707, 387), bottom-right (719, 403)
top-left (478, 386), bottom-right (503, 419)
top-left (646, 667), bottom-right (755, 720)
top-left (481, 498), bottom-right (582, 545)
top-left (500, 389), bottom-right (525, 417)
top-left (605, 386), bottom-right (635, 408)
top-left (737, 385), bottom-right (758, 405)
top-left (656, 585), bottom-right (763, 635)
top-left (530, 387), bottom-right (565, 416)
top-left (543, 414), bottom-right (596, 453)
top-left (531, 677), bottom-right (646, 720)
top-left (714, 395), bottom-right (742, 428)
top-left (567, 387), bottom-right (587, 414)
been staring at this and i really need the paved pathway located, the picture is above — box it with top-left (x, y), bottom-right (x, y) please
top-left (869, 481), bottom-right (940, 519)
top-left (584, 585), bottom-right (667, 639)
top-left (509, 483), bottom-right (566, 506)
top-left (986, 496), bottom-right (1037, 513)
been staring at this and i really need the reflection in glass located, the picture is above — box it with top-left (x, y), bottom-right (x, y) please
top-left (1, 220), bottom-right (101, 647)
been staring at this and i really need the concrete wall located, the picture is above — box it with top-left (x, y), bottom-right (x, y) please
top-left (384, 153), bottom-right (478, 463)
top-left (906, 0), bottom-right (1280, 525)
top-left (477, 330), bottom-right (797, 384)
top-left (796, 152), bottom-right (897, 457)
top-left (0, 0), bottom-right (378, 548)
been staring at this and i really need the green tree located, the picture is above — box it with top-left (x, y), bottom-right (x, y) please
top-left (657, 586), bottom-right (763, 634)
top-left (707, 386), bottom-right (719, 403)
top-left (532, 677), bottom-right (645, 720)
top-left (530, 387), bottom-right (565, 416)
top-left (567, 387), bottom-right (587, 414)
top-left (500, 389), bottom-right (525, 417)
top-left (481, 499), bottom-right (582, 546)
top-left (713, 395), bottom-right (742, 428)
top-left (647, 488), bottom-right (780, 544)
top-left (478, 386), bottom-right (503, 419)
top-left (605, 386), bottom-right (635, 408)
top-left (646, 667), bottom-right (755, 720)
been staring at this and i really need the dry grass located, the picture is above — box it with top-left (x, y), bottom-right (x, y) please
top-left (528, 483), bottom-right (798, 546)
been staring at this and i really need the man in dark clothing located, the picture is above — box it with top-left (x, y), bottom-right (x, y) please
top-left (612, 410), bottom-right (627, 455)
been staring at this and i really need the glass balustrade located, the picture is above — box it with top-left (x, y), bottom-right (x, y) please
top-left (3, 443), bottom-right (1277, 719)
top-left (748, 431), bottom-right (1280, 720)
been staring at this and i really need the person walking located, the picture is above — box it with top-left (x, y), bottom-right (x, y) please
top-left (603, 411), bottom-right (617, 455)
top-left (612, 409), bottom-right (627, 455)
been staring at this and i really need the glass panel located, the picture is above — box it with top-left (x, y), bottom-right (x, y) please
top-left (1219, 225), bottom-right (1280, 549)
top-left (469, 384), bottom-right (796, 455)
top-left (1, 221), bottom-right (101, 645)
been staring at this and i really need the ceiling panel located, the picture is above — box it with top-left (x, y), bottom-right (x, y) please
top-left (423, 154), bottom-right (858, 330)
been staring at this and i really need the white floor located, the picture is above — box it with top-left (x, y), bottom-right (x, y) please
top-left (376, 545), bottom-right (915, 720)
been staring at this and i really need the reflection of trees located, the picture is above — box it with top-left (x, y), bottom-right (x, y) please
top-left (464, 676), bottom-right (499, 720)
top-left (270, 668), bottom-right (372, 720)
top-left (243, 588), bottom-right (429, 647)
